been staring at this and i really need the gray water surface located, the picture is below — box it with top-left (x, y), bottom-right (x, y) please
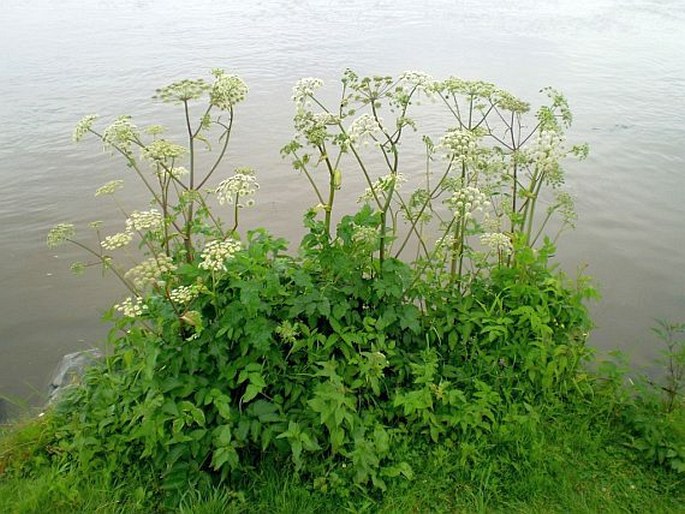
top-left (1, 0), bottom-right (684, 406)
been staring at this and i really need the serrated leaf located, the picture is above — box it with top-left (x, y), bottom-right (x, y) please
top-left (242, 383), bottom-right (262, 403)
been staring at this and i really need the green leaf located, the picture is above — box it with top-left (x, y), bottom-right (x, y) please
top-left (211, 445), bottom-right (239, 470)
top-left (243, 383), bottom-right (262, 403)
top-left (214, 424), bottom-right (232, 447)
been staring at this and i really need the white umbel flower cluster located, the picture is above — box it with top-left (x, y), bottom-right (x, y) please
top-left (125, 209), bottom-right (164, 233)
top-left (400, 71), bottom-right (435, 90)
top-left (531, 130), bottom-right (566, 186)
top-left (114, 296), bottom-right (148, 318)
top-left (215, 168), bottom-right (259, 207)
top-left (95, 180), bottom-right (124, 197)
top-left (445, 186), bottom-right (489, 219)
top-left (101, 232), bottom-right (133, 250)
top-left (480, 232), bottom-right (513, 256)
top-left (102, 116), bottom-right (138, 152)
top-left (169, 285), bottom-right (198, 305)
top-left (359, 173), bottom-right (407, 202)
top-left (141, 139), bottom-right (186, 164)
top-left (347, 113), bottom-right (382, 144)
top-left (440, 128), bottom-right (479, 162)
top-left (125, 254), bottom-right (176, 289)
top-left (199, 239), bottom-right (242, 272)
top-left (292, 77), bottom-right (324, 107)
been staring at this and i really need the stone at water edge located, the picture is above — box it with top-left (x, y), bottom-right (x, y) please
top-left (48, 349), bottom-right (103, 403)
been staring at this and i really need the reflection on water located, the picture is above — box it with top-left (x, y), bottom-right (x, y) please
top-left (1, 0), bottom-right (683, 403)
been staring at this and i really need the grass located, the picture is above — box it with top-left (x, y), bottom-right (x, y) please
top-left (2, 399), bottom-right (683, 513)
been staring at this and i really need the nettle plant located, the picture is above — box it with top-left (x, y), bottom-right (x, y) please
top-left (47, 69), bottom-right (595, 496)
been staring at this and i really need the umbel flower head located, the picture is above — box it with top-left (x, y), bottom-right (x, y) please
top-left (210, 69), bottom-right (248, 110)
top-left (347, 113), bottom-right (382, 144)
top-left (142, 139), bottom-right (186, 164)
top-left (102, 115), bottom-right (139, 153)
top-left (125, 209), bottom-right (164, 233)
top-left (439, 128), bottom-right (479, 162)
top-left (72, 114), bottom-right (98, 142)
top-left (169, 285), bottom-right (198, 305)
top-left (155, 78), bottom-right (210, 103)
top-left (215, 168), bottom-right (259, 207)
top-left (480, 232), bottom-right (513, 256)
top-left (95, 180), bottom-right (124, 197)
top-left (292, 77), bottom-right (324, 107)
top-left (400, 71), bottom-right (435, 90)
top-left (199, 239), bottom-right (242, 272)
top-left (125, 254), bottom-right (176, 289)
top-left (101, 232), bottom-right (133, 251)
top-left (47, 223), bottom-right (76, 248)
top-left (445, 186), bottom-right (489, 219)
top-left (114, 296), bottom-right (148, 318)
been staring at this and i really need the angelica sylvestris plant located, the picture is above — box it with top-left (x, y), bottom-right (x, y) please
top-left (282, 70), bottom-right (589, 287)
top-left (46, 69), bottom-right (598, 500)
top-left (49, 69), bottom-right (256, 320)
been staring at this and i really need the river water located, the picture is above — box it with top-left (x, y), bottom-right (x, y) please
top-left (1, 0), bottom-right (684, 408)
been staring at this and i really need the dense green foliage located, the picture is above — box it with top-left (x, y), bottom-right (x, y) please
top-left (1, 69), bottom-right (682, 511)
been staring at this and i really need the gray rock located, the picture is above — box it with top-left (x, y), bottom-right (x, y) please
top-left (48, 349), bottom-right (103, 403)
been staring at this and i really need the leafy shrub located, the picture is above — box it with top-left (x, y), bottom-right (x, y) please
top-left (46, 69), bottom-right (599, 500)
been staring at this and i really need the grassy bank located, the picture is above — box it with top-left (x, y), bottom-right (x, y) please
top-left (2, 389), bottom-right (684, 513)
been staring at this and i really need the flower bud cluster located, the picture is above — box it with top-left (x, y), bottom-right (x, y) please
top-left (47, 223), bottom-right (76, 248)
top-left (95, 180), bottom-right (124, 197)
top-left (199, 239), bottom-right (242, 272)
top-left (125, 209), bottom-right (164, 233)
top-left (101, 232), bottom-right (133, 250)
top-left (480, 232), bottom-right (513, 256)
top-left (215, 168), bottom-right (259, 207)
top-left (125, 254), bottom-right (176, 289)
top-left (347, 113), bottom-right (382, 144)
top-left (437, 78), bottom-right (496, 98)
top-left (210, 69), bottom-right (248, 110)
top-left (445, 186), bottom-right (489, 219)
top-left (494, 90), bottom-right (530, 114)
top-left (155, 78), bottom-right (209, 103)
top-left (142, 139), bottom-right (186, 164)
top-left (114, 296), bottom-right (148, 318)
